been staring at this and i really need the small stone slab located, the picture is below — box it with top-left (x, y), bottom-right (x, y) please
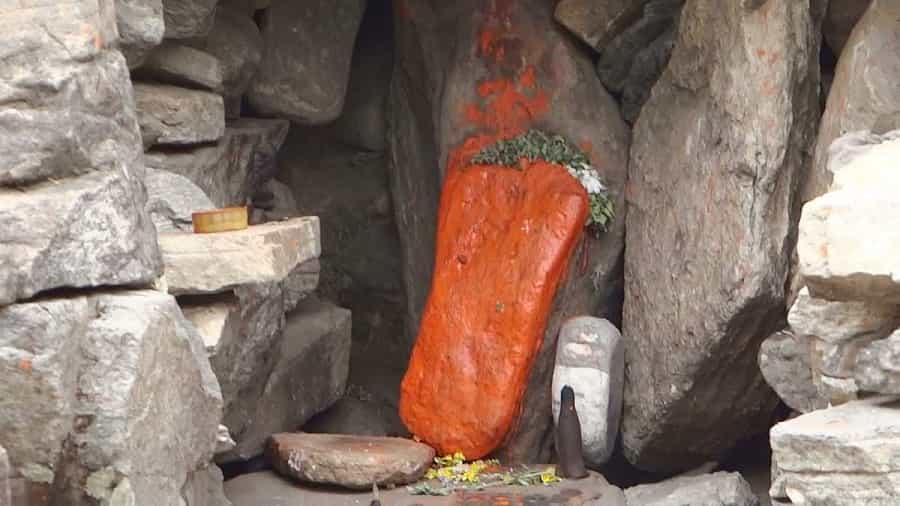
top-left (624, 471), bottom-right (757, 506)
top-left (133, 82), bottom-right (225, 148)
top-left (158, 217), bottom-right (320, 295)
top-left (134, 42), bottom-right (224, 92)
top-left (267, 433), bottom-right (435, 490)
top-left (770, 395), bottom-right (900, 505)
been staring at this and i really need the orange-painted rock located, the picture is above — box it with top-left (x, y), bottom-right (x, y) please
top-left (400, 160), bottom-right (588, 458)
top-left (389, 0), bottom-right (629, 462)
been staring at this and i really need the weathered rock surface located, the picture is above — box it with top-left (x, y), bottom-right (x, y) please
top-left (828, 130), bottom-right (900, 192)
top-left (789, 286), bottom-right (900, 379)
top-left (798, 189), bottom-right (900, 304)
top-left (554, 0), bottom-right (649, 51)
top-left (163, 0), bottom-right (218, 39)
top-left (184, 465), bottom-right (233, 506)
top-left (0, 171), bottom-right (162, 306)
top-left (625, 472), bottom-right (758, 506)
top-left (823, 0), bottom-right (873, 55)
top-left (329, 1), bottom-right (393, 151)
top-left (594, 0), bottom-right (683, 122)
top-left (225, 470), bottom-right (627, 506)
top-left (146, 119), bottom-right (289, 207)
top-left (770, 396), bottom-right (900, 505)
top-left (223, 299), bottom-right (351, 461)
top-left (805, 0), bottom-right (900, 205)
top-left (855, 330), bottom-right (900, 395)
top-left (0, 6), bottom-right (143, 187)
top-left (146, 167), bottom-right (216, 233)
top-left (759, 330), bottom-right (826, 414)
top-left (390, 0), bottom-right (629, 463)
top-left (552, 317), bottom-right (624, 466)
top-left (158, 217), bottom-right (320, 295)
top-left (0, 446), bottom-right (8, 506)
top-left (268, 433), bottom-right (434, 489)
top-left (280, 134), bottom-right (407, 369)
top-left (248, 0), bottom-right (366, 124)
top-left (117, 0), bottom-right (165, 67)
top-left (623, 0), bottom-right (824, 472)
top-left (0, 290), bottom-right (223, 505)
top-left (189, 6), bottom-right (263, 117)
top-left (229, 118), bottom-right (291, 188)
top-left (303, 396), bottom-right (407, 439)
top-left (134, 82), bottom-right (226, 148)
top-left (135, 42), bottom-right (224, 92)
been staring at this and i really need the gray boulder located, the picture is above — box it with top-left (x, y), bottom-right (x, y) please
top-left (0, 170), bottom-right (162, 307)
top-left (163, 0), bottom-right (218, 39)
top-left (595, 0), bottom-right (684, 123)
top-left (134, 42), bottom-right (224, 92)
top-left (855, 330), bottom-right (900, 395)
top-left (554, 0), bottom-right (650, 51)
top-left (247, 0), bottom-right (366, 124)
top-left (188, 6), bottom-right (263, 118)
top-left (625, 472), bottom-right (758, 506)
top-left (145, 168), bottom-right (217, 233)
top-left (551, 317), bottom-right (624, 466)
top-left (218, 298), bottom-right (352, 462)
top-left (0, 290), bottom-right (223, 505)
top-left (804, 0), bottom-right (900, 206)
top-left (184, 465), bottom-right (233, 506)
top-left (0, 15), bottom-right (143, 187)
top-left (116, 0), bottom-right (165, 68)
top-left (134, 82), bottom-right (226, 148)
top-left (770, 396), bottom-right (900, 505)
top-left (623, 0), bottom-right (824, 472)
top-left (758, 330), bottom-right (826, 414)
top-left (329, 1), bottom-right (393, 151)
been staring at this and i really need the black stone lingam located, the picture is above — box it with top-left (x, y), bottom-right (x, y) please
top-left (556, 385), bottom-right (588, 479)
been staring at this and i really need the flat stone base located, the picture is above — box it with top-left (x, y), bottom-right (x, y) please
top-left (225, 470), bottom-right (626, 506)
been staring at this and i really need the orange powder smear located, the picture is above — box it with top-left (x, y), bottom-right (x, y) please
top-left (399, 160), bottom-right (588, 458)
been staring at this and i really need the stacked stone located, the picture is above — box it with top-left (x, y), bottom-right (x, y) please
top-left (0, 1), bottom-right (226, 504)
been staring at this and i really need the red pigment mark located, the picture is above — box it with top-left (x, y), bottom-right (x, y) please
top-left (756, 48), bottom-right (767, 58)
top-left (519, 65), bottom-right (536, 89)
top-left (394, 0), bottom-right (411, 21)
top-left (19, 358), bottom-right (32, 373)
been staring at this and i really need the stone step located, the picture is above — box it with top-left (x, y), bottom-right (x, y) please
top-left (158, 217), bottom-right (320, 296)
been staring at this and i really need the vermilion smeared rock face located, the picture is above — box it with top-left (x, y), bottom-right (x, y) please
top-left (391, 0), bottom-right (629, 462)
top-left (400, 160), bottom-right (588, 458)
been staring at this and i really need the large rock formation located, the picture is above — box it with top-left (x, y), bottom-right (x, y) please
top-left (856, 330), bottom-right (900, 395)
top-left (247, 0), bottom-right (367, 124)
top-left (0, 1), bottom-right (161, 306)
top-left (624, 472), bottom-right (758, 506)
top-left (389, 0), bottom-right (629, 463)
top-left (805, 0), bottom-right (900, 205)
top-left (623, 0), bottom-right (825, 472)
top-left (0, 291), bottom-right (222, 505)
